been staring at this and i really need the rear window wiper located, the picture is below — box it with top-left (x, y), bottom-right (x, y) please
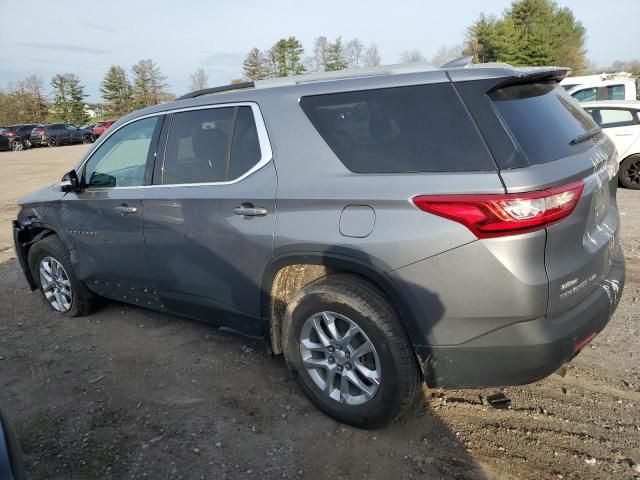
top-left (569, 126), bottom-right (602, 146)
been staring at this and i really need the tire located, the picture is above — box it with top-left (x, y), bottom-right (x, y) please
top-left (82, 134), bottom-right (93, 144)
top-left (47, 137), bottom-right (58, 147)
top-left (28, 235), bottom-right (94, 317)
top-left (24, 139), bottom-right (31, 149)
top-left (618, 155), bottom-right (640, 190)
top-left (10, 140), bottom-right (23, 151)
top-left (282, 274), bottom-right (421, 428)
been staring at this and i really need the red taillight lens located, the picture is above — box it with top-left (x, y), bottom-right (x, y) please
top-left (5, 132), bottom-right (14, 137)
top-left (412, 181), bottom-right (584, 238)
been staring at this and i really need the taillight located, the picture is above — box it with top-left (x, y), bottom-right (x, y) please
top-left (5, 131), bottom-right (14, 137)
top-left (412, 181), bottom-right (584, 238)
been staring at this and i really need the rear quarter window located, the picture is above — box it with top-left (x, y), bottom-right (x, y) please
top-left (490, 83), bottom-right (599, 166)
top-left (300, 83), bottom-right (495, 173)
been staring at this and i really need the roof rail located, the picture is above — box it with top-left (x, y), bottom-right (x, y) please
top-left (177, 81), bottom-right (254, 100)
top-left (254, 62), bottom-right (438, 89)
top-left (440, 55), bottom-right (474, 69)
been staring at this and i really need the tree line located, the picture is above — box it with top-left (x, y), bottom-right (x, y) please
top-left (0, 59), bottom-right (173, 126)
top-left (1, 0), bottom-right (638, 126)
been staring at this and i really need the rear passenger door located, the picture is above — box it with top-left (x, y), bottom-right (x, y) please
top-left (142, 103), bottom-right (276, 335)
top-left (586, 108), bottom-right (640, 158)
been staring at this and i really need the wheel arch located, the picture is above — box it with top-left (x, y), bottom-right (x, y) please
top-left (261, 251), bottom-right (419, 355)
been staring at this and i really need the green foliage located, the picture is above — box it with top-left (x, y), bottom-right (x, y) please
top-left (465, 0), bottom-right (587, 73)
top-left (100, 65), bottom-right (133, 117)
top-left (325, 37), bottom-right (348, 71)
top-left (0, 76), bottom-right (49, 125)
top-left (51, 73), bottom-right (88, 124)
top-left (269, 37), bottom-right (305, 77)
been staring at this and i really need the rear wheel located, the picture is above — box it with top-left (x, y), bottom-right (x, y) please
top-left (82, 134), bottom-right (93, 144)
top-left (10, 140), bottom-right (23, 151)
top-left (282, 274), bottom-right (421, 428)
top-left (619, 155), bottom-right (640, 190)
top-left (47, 137), bottom-right (58, 147)
top-left (28, 235), bottom-right (94, 317)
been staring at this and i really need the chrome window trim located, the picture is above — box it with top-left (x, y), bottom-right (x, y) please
top-left (79, 102), bottom-right (273, 191)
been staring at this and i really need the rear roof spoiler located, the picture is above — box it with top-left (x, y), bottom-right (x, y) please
top-left (448, 65), bottom-right (571, 89)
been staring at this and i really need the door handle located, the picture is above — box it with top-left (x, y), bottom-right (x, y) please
top-left (614, 132), bottom-right (632, 136)
top-left (233, 204), bottom-right (267, 217)
top-left (115, 205), bottom-right (138, 215)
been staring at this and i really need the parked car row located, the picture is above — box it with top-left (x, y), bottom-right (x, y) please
top-left (0, 120), bottom-right (118, 152)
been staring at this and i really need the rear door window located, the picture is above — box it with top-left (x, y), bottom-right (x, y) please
top-left (604, 85), bottom-right (625, 100)
top-left (586, 108), bottom-right (637, 128)
top-left (300, 83), bottom-right (495, 173)
top-left (160, 105), bottom-right (264, 184)
top-left (490, 82), bottom-right (599, 165)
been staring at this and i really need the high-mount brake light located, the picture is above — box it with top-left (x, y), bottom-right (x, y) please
top-left (412, 181), bottom-right (584, 239)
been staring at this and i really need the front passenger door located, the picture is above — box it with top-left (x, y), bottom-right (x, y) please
top-left (61, 116), bottom-right (163, 301)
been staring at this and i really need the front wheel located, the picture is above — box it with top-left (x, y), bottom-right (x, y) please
top-left (28, 235), bottom-right (95, 317)
top-left (47, 137), bottom-right (58, 147)
top-left (282, 274), bottom-right (421, 428)
top-left (82, 134), bottom-right (93, 144)
top-left (619, 155), bottom-right (640, 190)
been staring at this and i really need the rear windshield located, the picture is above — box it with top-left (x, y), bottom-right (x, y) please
top-left (490, 82), bottom-right (599, 165)
top-left (300, 83), bottom-right (495, 173)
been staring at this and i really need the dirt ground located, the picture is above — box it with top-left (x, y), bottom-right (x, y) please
top-left (0, 145), bottom-right (639, 480)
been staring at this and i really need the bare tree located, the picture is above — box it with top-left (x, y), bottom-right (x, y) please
top-left (345, 39), bottom-right (366, 68)
top-left (429, 45), bottom-right (464, 67)
top-left (190, 68), bottom-right (208, 91)
top-left (364, 43), bottom-right (382, 67)
top-left (400, 49), bottom-right (426, 63)
top-left (304, 36), bottom-right (331, 73)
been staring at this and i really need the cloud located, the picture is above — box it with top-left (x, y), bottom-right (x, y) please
top-left (87, 22), bottom-right (116, 33)
top-left (15, 43), bottom-right (111, 55)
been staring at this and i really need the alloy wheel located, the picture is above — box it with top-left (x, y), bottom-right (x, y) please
top-left (299, 311), bottom-right (381, 405)
top-left (11, 141), bottom-right (23, 151)
top-left (623, 158), bottom-right (640, 187)
top-left (39, 256), bottom-right (73, 312)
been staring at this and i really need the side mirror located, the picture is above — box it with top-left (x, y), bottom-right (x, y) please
top-left (60, 170), bottom-right (80, 193)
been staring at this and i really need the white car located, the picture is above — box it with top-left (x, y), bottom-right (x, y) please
top-left (582, 100), bottom-right (640, 189)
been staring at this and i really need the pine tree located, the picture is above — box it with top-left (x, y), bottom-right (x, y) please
top-left (464, 0), bottom-right (587, 73)
top-left (100, 65), bottom-right (133, 116)
top-left (269, 37), bottom-right (305, 77)
top-left (51, 73), bottom-right (87, 123)
top-left (325, 37), bottom-right (348, 71)
top-left (242, 48), bottom-right (269, 80)
top-left (131, 59), bottom-right (169, 108)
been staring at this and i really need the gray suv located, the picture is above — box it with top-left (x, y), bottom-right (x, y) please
top-left (13, 61), bottom-right (625, 428)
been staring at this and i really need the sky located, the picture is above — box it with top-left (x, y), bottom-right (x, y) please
top-left (0, 0), bottom-right (638, 102)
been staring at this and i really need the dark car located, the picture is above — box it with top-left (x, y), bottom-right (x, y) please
top-left (92, 120), bottom-right (117, 138)
top-left (6, 124), bottom-right (41, 148)
top-left (0, 128), bottom-right (26, 151)
top-left (30, 124), bottom-right (94, 147)
top-left (13, 60), bottom-right (625, 428)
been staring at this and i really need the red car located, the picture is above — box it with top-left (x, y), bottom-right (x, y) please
top-left (92, 120), bottom-right (117, 138)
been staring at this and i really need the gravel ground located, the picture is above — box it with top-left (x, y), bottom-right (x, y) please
top-left (0, 145), bottom-right (639, 480)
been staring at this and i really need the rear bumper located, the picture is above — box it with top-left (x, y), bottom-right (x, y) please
top-left (416, 247), bottom-right (625, 388)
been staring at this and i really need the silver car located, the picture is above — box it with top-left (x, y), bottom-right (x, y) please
top-left (13, 61), bottom-right (625, 428)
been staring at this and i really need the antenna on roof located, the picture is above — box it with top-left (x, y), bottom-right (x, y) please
top-left (440, 55), bottom-right (474, 69)
top-left (177, 81), bottom-right (254, 100)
